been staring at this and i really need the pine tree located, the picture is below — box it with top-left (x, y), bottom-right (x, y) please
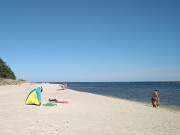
top-left (0, 58), bottom-right (16, 79)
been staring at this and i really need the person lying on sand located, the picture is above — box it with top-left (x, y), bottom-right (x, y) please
top-left (49, 99), bottom-right (57, 102)
top-left (49, 99), bottom-right (69, 104)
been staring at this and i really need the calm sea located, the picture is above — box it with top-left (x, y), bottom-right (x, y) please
top-left (51, 82), bottom-right (180, 109)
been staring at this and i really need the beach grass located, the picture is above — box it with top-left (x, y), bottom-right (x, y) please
top-left (0, 78), bottom-right (27, 85)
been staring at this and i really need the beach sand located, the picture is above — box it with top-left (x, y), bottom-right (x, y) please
top-left (0, 83), bottom-right (180, 135)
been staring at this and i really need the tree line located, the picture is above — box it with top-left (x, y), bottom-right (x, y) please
top-left (0, 58), bottom-right (16, 79)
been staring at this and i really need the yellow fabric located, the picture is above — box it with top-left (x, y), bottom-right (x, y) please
top-left (26, 90), bottom-right (40, 105)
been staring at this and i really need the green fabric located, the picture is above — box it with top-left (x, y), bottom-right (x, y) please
top-left (43, 103), bottom-right (57, 106)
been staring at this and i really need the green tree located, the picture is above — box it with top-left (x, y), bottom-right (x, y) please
top-left (0, 58), bottom-right (16, 79)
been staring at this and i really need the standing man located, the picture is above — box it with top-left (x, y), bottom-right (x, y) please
top-left (151, 89), bottom-right (160, 108)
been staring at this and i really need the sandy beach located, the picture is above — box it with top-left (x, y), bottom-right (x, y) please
top-left (0, 83), bottom-right (180, 135)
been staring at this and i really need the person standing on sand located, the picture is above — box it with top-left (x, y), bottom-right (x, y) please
top-left (63, 83), bottom-right (67, 88)
top-left (151, 89), bottom-right (160, 108)
top-left (65, 83), bottom-right (67, 88)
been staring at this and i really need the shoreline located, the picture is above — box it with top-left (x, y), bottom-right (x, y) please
top-left (71, 88), bottom-right (180, 112)
top-left (69, 88), bottom-right (180, 112)
top-left (0, 83), bottom-right (180, 135)
top-left (54, 81), bottom-right (180, 111)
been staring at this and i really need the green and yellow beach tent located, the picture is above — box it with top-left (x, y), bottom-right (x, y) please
top-left (25, 87), bottom-right (43, 105)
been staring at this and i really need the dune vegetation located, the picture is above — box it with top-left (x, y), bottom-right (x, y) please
top-left (0, 58), bottom-right (27, 85)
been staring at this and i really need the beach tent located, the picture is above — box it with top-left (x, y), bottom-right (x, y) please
top-left (25, 87), bottom-right (42, 105)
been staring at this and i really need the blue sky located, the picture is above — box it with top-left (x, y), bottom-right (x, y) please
top-left (0, 0), bottom-right (180, 82)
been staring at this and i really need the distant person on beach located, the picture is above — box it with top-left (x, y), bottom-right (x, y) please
top-left (61, 85), bottom-right (65, 90)
top-left (64, 83), bottom-right (67, 88)
top-left (151, 89), bottom-right (160, 108)
top-left (63, 83), bottom-right (67, 88)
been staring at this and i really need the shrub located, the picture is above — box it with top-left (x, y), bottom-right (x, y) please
top-left (0, 58), bottom-right (16, 79)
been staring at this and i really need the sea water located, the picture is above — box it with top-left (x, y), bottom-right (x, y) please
top-left (52, 82), bottom-right (180, 109)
